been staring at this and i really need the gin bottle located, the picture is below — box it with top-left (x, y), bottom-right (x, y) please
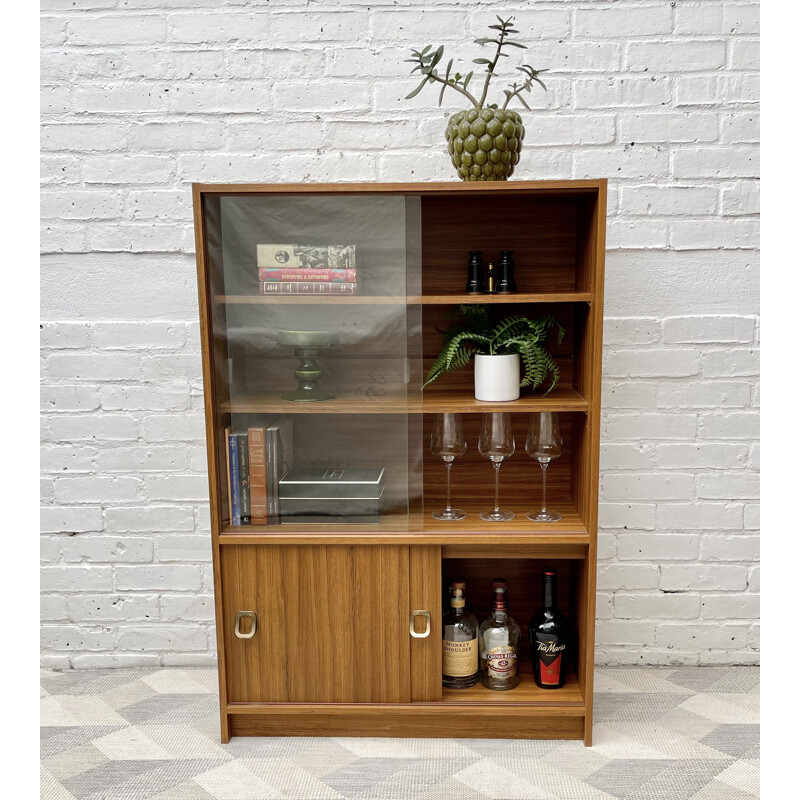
top-left (442, 582), bottom-right (479, 688)
top-left (478, 579), bottom-right (521, 690)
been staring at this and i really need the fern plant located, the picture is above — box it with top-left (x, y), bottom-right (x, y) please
top-left (423, 305), bottom-right (565, 393)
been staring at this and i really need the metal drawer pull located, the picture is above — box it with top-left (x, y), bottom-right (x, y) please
top-left (409, 609), bottom-right (431, 639)
top-left (234, 610), bottom-right (257, 639)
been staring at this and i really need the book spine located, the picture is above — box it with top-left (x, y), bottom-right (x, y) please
top-left (247, 428), bottom-right (268, 526)
top-left (266, 428), bottom-right (277, 524)
top-left (224, 427), bottom-right (233, 527)
top-left (258, 268), bottom-right (357, 282)
top-left (229, 434), bottom-right (241, 526)
top-left (259, 281), bottom-right (358, 296)
top-left (237, 433), bottom-right (251, 525)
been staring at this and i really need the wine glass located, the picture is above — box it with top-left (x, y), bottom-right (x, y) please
top-left (430, 413), bottom-right (467, 521)
top-left (526, 412), bottom-right (563, 522)
top-left (478, 413), bottom-right (515, 522)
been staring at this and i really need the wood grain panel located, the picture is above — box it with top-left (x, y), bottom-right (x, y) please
top-left (410, 546), bottom-right (441, 702)
top-left (221, 545), bottom-right (411, 703)
top-left (228, 708), bottom-right (585, 739)
top-left (422, 412), bottom-right (578, 512)
top-left (441, 558), bottom-right (579, 662)
top-left (421, 195), bottom-right (579, 294)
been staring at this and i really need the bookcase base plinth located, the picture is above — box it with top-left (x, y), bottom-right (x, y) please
top-left (227, 704), bottom-right (587, 742)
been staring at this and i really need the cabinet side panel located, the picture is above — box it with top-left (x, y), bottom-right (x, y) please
top-left (410, 546), bottom-right (442, 702)
top-left (193, 186), bottom-right (230, 742)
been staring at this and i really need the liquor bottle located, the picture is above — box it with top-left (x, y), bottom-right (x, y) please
top-left (529, 569), bottom-right (569, 689)
top-left (442, 582), bottom-right (479, 688)
top-left (465, 251), bottom-right (485, 294)
top-left (496, 250), bottom-right (517, 294)
top-left (478, 579), bottom-right (521, 690)
top-left (485, 262), bottom-right (497, 294)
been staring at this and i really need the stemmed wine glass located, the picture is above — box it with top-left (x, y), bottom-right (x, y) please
top-left (478, 413), bottom-right (515, 522)
top-left (430, 413), bottom-right (467, 521)
top-left (526, 412), bottom-right (563, 522)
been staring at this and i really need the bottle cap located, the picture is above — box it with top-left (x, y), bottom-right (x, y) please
top-left (451, 581), bottom-right (466, 589)
top-left (492, 578), bottom-right (507, 589)
top-left (544, 570), bottom-right (555, 577)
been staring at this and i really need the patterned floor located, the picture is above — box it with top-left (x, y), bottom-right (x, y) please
top-left (41, 667), bottom-right (759, 800)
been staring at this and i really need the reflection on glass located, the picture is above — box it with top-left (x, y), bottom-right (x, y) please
top-left (430, 414), bottom-right (467, 521)
top-left (526, 412), bottom-right (563, 522)
top-left (478, 413), bottom-right (515, 522)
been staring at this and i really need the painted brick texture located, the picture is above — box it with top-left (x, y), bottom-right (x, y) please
top-left (40, 1), bottom-right (759, 668)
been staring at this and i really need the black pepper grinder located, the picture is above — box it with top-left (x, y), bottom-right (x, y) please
top-left (485, 261), bottom-right (497, 294)
top-left (465, 251), bottom-right (485, 294)
top-left (497, 251), bottom-right (517, 294)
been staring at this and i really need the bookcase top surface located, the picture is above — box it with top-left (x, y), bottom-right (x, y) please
top-left (193, 179), bottom-right (607, 196)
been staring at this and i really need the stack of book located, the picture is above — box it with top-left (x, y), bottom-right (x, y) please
top-left (257, 243), bottom-right (358, 296)
top-left (225, 418), bottom-right (293, 526)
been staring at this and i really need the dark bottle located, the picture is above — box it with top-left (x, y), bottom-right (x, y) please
top-left (529, 569), bottom-right (569, 689)
top-left (465, 251), bottom-right (485, 294)
top-left (442, 582), bottom-right (479, 689)
top-left (496, 251), bottom-right (517, 294)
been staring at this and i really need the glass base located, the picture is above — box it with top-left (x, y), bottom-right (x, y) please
top-left (527, 510), bottom-right (563, 522)
top-left (431, 508), bottom-right (467, 521)
top-left (478, 509), bottom-right (516, 522)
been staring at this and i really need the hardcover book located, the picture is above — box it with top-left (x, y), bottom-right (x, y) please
top-left (259, 281), bottom-right (358, 296)
top-left (237, 434), bottom-right (251, 525)
top-left (257, 243), bottom-right (356, 271)
top-left (247, 428), bottom-right (268, 525)
top-left (259, 268), bottom-right (357, 282)
top-left (228, 433), bottom-right (241, 526)
top-left (267, 418), bottom-right (294, 524)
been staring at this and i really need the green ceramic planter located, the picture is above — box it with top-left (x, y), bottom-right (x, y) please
top-left (445, 108), bottom-right (525, 181)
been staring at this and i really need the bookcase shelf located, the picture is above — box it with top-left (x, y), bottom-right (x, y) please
top-left (221, 386), bottom-right (589, 415)
top-left (193, 180), bottom-right (606, 745)
top-left (215, 292), bottom-right (592, 306)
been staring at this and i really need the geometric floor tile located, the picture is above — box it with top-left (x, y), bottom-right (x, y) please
top-left (40, 666), bottom-right (760, 800)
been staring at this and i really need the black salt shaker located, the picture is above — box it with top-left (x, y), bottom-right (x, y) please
top-left (497, 250), bottom-right (517, 294)
top-left (465, 251), bottom-right (485, 294)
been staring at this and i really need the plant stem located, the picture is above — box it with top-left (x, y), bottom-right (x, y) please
top-left (425, 72), bottom-right (481, 108)
top-left (478, 29), bottom-right (508, 107)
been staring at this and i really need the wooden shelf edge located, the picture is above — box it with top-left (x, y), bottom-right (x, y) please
top-left (226, 702), bottom-right (585, 717)
top-left (214, 292), bottom-right (592, 306)
top-left (221, 388), bottom-right (590, 415)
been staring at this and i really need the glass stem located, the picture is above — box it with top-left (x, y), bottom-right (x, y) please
top-left (445, 459), bottom-right (453, 512)
top-left (540, 461), bottom-right (548, 514)
top-left (493, 461), bottom-right (501, 514)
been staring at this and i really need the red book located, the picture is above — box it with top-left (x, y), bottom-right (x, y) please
top-left (247, 428), bottom-right (268, 526)
top-left (259, 268), bottom-right (357, 282)
top-left (259, 281), bottom-right (358, 296)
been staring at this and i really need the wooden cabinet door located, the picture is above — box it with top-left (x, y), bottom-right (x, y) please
top-left (221, 544), bottom-right (416, 704)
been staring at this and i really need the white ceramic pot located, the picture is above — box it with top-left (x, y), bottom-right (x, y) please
top-left (474, 354), bottom-right (520, 402)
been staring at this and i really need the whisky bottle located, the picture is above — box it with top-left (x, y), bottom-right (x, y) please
top-left (529, 569), bottom-right (569, 689)
top-left (442, 582), bottom-right (479, 688)
top-left (478, 579), bottom-right (521, 690)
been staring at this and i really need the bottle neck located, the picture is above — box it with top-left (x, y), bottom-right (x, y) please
top-left (492, 586), bottom-right (508, 619)
top-left (543, 574), bottom-right (556, 609)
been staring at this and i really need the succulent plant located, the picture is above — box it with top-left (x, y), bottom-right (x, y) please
top-left (404, 16), bottom-right (548, 111)
top-left (404, 16), bottom-right (548, 180)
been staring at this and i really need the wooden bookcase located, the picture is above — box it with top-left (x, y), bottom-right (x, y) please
top-left (192, 180), bottom-right (606, 745)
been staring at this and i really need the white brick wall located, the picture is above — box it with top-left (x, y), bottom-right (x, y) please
top-left (40, 0), bottom-right (759, 668)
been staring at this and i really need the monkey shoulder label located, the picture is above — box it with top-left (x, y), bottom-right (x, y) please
top-left (535, 638), bottom-right (566, 685)
top-left (443, 638), bottom-right (477, 677)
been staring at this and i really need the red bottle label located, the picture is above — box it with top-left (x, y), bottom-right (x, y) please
top-left (539, 652), bottom-right (562, 685)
